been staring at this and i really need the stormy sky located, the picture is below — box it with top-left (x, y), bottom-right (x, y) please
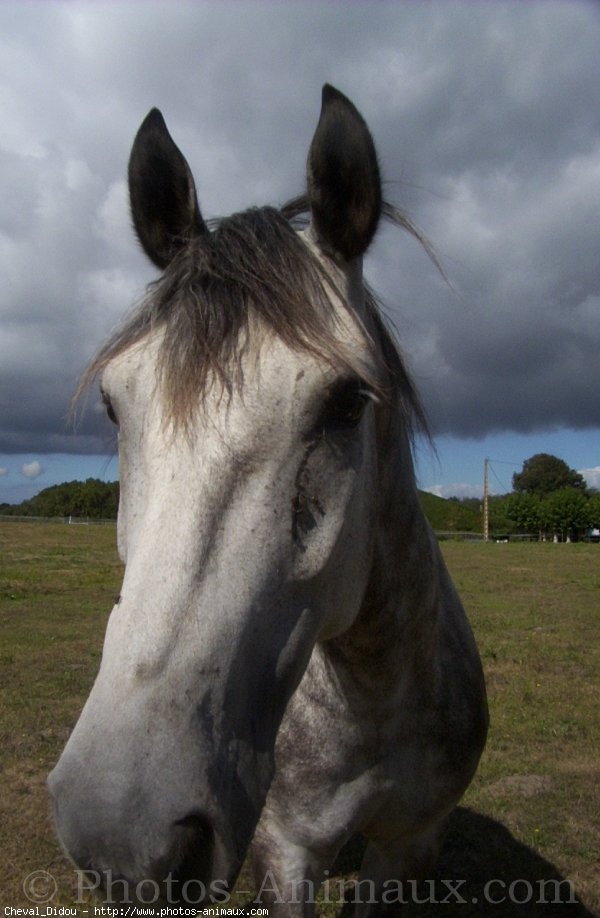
top-left (1, 0), bottom-right (599, 501)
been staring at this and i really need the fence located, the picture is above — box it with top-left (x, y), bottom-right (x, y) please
top-left (0, 515), bottom-right (116, 526)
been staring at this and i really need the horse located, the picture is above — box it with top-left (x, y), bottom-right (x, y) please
top-left (48, 85), bottom-right (488, 915)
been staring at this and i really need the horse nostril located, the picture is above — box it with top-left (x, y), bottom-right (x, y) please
top-left (175, 811), bottom-right (213, 839)
top-left (173, 812), bottom-right (215, 892)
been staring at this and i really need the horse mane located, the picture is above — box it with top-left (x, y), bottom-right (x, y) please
top-left (78, 199), bottom-right (430, 442)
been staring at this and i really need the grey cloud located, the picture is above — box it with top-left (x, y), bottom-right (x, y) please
top-left (0, 1), bottom-right (599, 454)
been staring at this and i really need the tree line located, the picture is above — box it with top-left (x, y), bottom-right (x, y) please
top-left (1, 454), bottom-right (598, 540)
top-left (503, 453), bottom-right (600, 540)
top-left (424, 453), bottom-right (600, 540)
top-left (0, 479), bottom-right (119, 520)
top-left (472, 454), bottom-right (599, 540)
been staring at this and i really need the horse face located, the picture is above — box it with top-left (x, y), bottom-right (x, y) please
top-left (48, 309), bottom-right (379, 900)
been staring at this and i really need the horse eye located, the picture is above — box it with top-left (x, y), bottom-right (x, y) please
top-left (101, 389), bottom-right (119, 426)
top-left (321, 379), bottom-right (372, 431)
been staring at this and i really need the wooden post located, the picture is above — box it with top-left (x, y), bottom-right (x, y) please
top-left (483, 457), bottom-right (489, 542)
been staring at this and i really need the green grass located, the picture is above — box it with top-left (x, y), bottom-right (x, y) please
top-left (0, 522), bottom-right (120, 908)
top-left (437, 543), bottom-right (599, 916)
top-left (0, 524), bottom-right (598, 914)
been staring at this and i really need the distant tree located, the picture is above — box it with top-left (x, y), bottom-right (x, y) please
top-left (542, 488), bottom-right (590, 540)
top-left (587, 494), bottom-right (600, 529)
top-left (512, 453), bottom-right (585, 495)
top-left (488, 494), bottom-right (517, 534)
top-left (1, 479), bottom-right (119, 519)
top-left (504, 492), bottom-right (542, 534)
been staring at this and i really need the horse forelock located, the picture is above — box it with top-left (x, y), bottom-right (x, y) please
top-left (78, 202), bottom-right (428, 442)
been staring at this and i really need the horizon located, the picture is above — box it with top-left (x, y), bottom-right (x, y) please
top-left (2, 441), bottom-right (599, 507)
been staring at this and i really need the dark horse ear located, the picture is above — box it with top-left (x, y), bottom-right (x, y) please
top-left (128, 109), bottom-right (207, 269)
top-left (307, 84), bottom-right (382, 262)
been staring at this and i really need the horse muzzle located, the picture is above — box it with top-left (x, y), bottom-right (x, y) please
top-left (47, 757), bottom-right (251, 906)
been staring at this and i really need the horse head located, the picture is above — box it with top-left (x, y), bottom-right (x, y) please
top-left (48, 85), bottom-right (412, 904)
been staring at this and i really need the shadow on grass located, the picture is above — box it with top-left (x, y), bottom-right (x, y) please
top-left (333, 807), bottom-right (596, 917)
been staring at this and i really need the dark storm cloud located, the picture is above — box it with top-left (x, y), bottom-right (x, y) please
top-left (1, 0), bottom-right (599, 453)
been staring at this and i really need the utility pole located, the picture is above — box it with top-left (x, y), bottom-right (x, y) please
top-left (483, 457), bottom-right (489, 542)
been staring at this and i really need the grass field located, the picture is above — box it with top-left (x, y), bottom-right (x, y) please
top-left (0, 521), bottom-right (598, 915)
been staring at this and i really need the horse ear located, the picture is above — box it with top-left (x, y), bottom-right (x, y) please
top-left (307, 84), bottom-right (382, 262)
top-left (128, 109), bottom-right (207, 269)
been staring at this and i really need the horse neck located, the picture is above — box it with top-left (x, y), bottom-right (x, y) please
top-left (324, 405), bottom-right (442, 694)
